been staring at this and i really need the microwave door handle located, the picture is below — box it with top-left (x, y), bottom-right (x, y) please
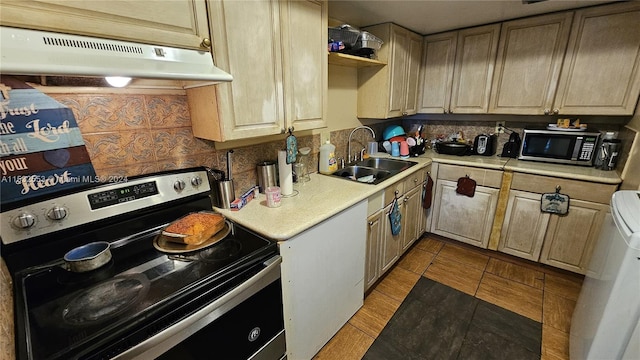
top-left (570, 137), bottom-right (583, 160)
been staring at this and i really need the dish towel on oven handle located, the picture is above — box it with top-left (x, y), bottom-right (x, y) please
top-left (456, 175), bottom-right (476, 197)
top-left (389, 195), bottom-right (402, 236)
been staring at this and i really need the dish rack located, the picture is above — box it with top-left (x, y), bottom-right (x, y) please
top-left (328, 25), bottom-right (383, 58)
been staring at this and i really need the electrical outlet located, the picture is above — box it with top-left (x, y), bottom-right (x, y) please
top-left (495, 122), bottom-right (505, 134)
top-left (320, 130), bottom-right (330, 145)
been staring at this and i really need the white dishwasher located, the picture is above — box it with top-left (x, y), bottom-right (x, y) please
top-left (570, 190), bottom-right (640, 359)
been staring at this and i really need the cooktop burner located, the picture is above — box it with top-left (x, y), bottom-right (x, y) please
top-left (62, 274), bottom-right (150, 325)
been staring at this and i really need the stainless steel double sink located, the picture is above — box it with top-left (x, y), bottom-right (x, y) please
top-left (328, 157), bottom-right (417, 185)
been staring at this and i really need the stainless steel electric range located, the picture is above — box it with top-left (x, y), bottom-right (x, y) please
top-left (1, 167), bottom-right (285, 360)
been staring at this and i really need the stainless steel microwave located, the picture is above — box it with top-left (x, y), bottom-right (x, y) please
top-left (518, 128), bottom-right (600, 166)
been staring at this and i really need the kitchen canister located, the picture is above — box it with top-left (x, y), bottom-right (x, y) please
top-left (257, 161), bottom-right (277, 193)
top-left (265, 186), bottom-right (281, 208)
top-left (213, 180), bottom-right (235, 209)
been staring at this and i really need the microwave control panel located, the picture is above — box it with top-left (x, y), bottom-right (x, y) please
top-left (574, 136), bottom-right (598, 161)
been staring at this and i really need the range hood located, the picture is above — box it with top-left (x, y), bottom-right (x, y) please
top-left (0, 27), bottom-right (232, 87)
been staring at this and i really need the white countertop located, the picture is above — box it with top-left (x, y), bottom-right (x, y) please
top-left (216, 152), bottom-right (621, 241)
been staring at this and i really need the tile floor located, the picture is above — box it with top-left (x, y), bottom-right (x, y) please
top-left (313, 234), bottom-right (584, 360)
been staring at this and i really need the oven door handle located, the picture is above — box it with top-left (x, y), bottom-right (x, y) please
top-left (115, 254), bottom-right (282, 360)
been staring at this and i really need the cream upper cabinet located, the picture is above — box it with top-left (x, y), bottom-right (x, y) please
top-left (188, 0), bottom-right (327, 141)
top-left (0, 0), bottom-right (210, 50)
top-left (488, 12), bottom-right (573, 115)
top-left (418, 31), bottom-right (457, 113)
top-left (418, 24), bottom-right (500, 114)
top-left (357, 23), bottom-right (423, 119)
top-left (553, 2), bottom-right (640, 116)
top-left (450, 24), bottom-right (501, 114)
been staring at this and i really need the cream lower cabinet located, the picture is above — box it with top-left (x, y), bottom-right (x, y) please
top-left (0, 0), bottom-right (210, 50)
top-left (498, 190), bottom-right (550, 261)
top-left (432, 180), bottom-right (499, 248)
top-left (379, 201), bottom-right (404, 274)
top-left (539, 200), bottom-right (609, 274)
top-left (499, 172), bottom-right (618, 274)
top-left (364, 167), bottom-right (428, 292)
top-left (430, 164), bottom-right (502, 248)
top-left (188, 0), bottom-right (327, 141)
top-left (365, 209), bottom-right (383, 290)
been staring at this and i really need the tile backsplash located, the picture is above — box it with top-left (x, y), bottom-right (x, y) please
top-left (53, 93), bottom-right (325, 197)
top-left (52, 92), bottom-right (627, 198)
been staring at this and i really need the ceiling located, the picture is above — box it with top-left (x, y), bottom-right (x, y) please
top-left (327, 0), bottom-right (618, 35)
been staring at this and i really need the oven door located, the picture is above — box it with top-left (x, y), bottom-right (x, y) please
top-left (115, 255), bottom-right (285, 360)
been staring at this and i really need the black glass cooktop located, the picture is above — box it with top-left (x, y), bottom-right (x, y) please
top-left (17, 223), bottom-right (276, 360)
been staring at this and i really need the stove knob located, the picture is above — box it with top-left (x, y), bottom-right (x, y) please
top-left (13, 213), bottom-right (35, 229)
top-left (47, 206), bottom-right (68, 221)
top-left (173, 180), bottom-right (186, 192)
top-left (191, 176), bottom-right (203, 187)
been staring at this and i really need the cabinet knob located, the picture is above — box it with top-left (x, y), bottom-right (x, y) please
top-left (369, 221), bottom-right (374, 226)
top-left (553, 108), bottom-right (559, 115)
top-left (544, 109), bottom-right (551, 115)
top-left (200, 38), bottom-right (211, 49)
top-left (402, 112), bottom-right (408, 116)
top-left (414, 178), bottom-right (419, 183)
top-left (404, 196), bottom-right (409, 202)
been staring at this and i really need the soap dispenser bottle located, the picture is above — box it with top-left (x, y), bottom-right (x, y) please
top-left (319, 140), bottom-right (337, 174)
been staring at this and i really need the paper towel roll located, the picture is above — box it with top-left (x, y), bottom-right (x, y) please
top-left (278, 150), bottom-right (293, 196)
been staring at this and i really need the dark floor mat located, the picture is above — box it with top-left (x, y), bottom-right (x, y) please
top-left (363, 278), bottom-right (542, 360)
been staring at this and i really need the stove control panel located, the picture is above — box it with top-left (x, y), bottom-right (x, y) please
top-left (1, 169), bottom-right (213, 245)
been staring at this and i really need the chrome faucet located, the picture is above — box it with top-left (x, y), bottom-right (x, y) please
top-left (347, 125), bottom-right (376, 163)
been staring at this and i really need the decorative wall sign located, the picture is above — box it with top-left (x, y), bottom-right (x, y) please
top-left (0, 76), bottom-right (96, 205)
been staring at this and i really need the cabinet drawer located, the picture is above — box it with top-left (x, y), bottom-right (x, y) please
top-left (403, 168), bottom-right (426, 190)
top-left (511, 173), bottom-right (617, 204)
top-left (384, 180), bottom-right (404, 205)
top-left (437, 164), bottom-right (502, 188)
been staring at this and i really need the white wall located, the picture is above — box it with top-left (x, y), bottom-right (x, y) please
top-left (621, 100), bottom-right (640, 190)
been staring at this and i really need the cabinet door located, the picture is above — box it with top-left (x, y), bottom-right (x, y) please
top-left (387, 26), bottom-right (410, 118)
top-left (450, 24), bottom-right (501, 114)
top-left (365, 210), bottom-right (383, 292)
top-left (0, 0), bottom-right (209, 50)
top-left (540, 199), bottom-right (609, 274)
top-left (280, 0), bottom-right (327, 131)
top-left (418, 31), bottom-right (457, 114)
top-left (192, 0), bottom-right (286, 141)
top-left (554, 2), bottom-right (640, 115)
top-left (402, 184), bottom-right (423, 251)
top-left (379, 201), bottom-right (403, 273)
top-left (358, 23), bottom-right (421, 119)
top-left (403, 33), bottom-right (423, 116)
top-left (431, 179), bottom-right (499, 248)
top-left (489, 12), bottom-right (573, 115)
top-left (498, 190), bottom-right (550, 261)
